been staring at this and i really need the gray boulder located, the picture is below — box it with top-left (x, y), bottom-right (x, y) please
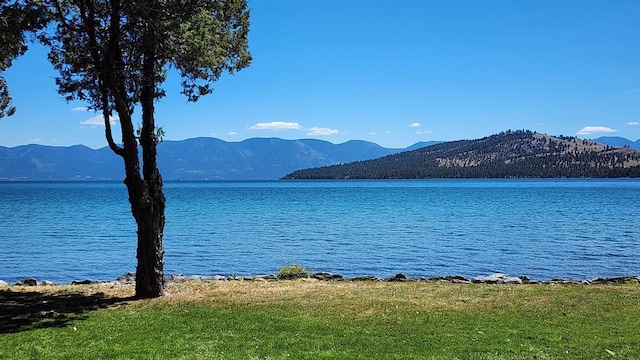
top-left (387, 273), bottom-right (408, 282)
top-left (429, 275), bottom-right (471, 283)
top-left (16, 278), bottom-right (38, 286)
top-left (550, 278), bottom-right (581, 284)
top-left (116, 272), bottom-right (136, 284)
top-left (585, 276), bottom-right (640, 284)
top-left (519, 275), bottom-right (532, 284)
top-left (350, 275), bottom-right (381, 281)
top-left (472, 273), bottom-right (523, 284)
top-left (312, 272), bottom-right (344, 281)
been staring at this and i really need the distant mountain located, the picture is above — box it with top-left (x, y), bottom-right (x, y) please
top-left (593, 136), bottom-right (640, 150)
top-left (0, 144), bottom-right (121, 180)
top-left (283, 131), bottom-right (640, 179)
top-left (404, 141), bottom-right (443, 151)
top-left (156, 137), bottom-right (400, 180)
top-left (0, 137), bottom-right (421, 181)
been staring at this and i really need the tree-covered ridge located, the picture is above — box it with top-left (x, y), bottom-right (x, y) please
top-left (282, 130), bottom-right (640, 179)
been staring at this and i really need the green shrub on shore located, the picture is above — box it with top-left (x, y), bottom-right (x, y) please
top-left (276, 263), bottom-right (310, 280)
top-left (1, 282), bottom-right (639, 359)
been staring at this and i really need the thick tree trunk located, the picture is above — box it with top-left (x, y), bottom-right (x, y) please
top-left (117, 119), bottom-right (166, 299)
top-left (134, 131), bottom-right (166, 299)
top-left (131, 179), bottom-right (166, 298)
top-left (119, 117), bottom-right (166, 299)
top-left (113, 74), bottom-right (165, 298)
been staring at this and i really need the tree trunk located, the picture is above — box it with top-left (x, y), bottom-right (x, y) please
top-left (133, 2), bottom-right (166, 298)
top-left (134, 132), bottom-right (166, 299)
top-left (119, 113), bottom-right (166, 299)
top-left (131, 179), bottom-right (166, 298)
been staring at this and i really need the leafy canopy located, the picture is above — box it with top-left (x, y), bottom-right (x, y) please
top-left (38, 0), bottom-right (251, 115)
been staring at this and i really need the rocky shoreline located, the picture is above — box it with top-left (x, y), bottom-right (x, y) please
top-left (2, 272), bottom-right (639, 287)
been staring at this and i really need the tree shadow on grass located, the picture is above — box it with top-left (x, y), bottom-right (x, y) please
top-left (0, 288), bottom-right (133, 334)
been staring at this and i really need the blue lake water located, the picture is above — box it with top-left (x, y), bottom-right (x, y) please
top-left (1, 179), bottom-right (639, 283)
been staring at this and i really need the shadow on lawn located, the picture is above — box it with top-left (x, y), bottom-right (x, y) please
top-left (0, 289), bottom-right (133, 334)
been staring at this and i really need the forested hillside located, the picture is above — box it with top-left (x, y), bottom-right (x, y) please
top-left (283, 130), bottom-right (640, 179)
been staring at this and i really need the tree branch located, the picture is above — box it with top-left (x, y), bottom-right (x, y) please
top-left (51, 0), bottom-right (71, 29)
top-left (74, 0), bottom-right (123, 156)
top-left (103, 100), bottom-right (124, 156)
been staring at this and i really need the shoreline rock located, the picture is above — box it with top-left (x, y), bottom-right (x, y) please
top-left (584, 275), bottom-right (640, 284)
top-left (428, 275), bottom-right (472, 284)
top-left (15, 278), bottom-right (38, 286)
top-left (472, 273), bottom-right (523, 284)
top-left (3, 273), bottom-right (639, 287)
top-left (312, 272), bottom-right (344, 281)
top-left (166, 274), bottom-right (226, 283)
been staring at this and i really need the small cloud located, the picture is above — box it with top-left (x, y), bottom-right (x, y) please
top-left (576, 126), bottom-right (617, 135)
top-left (209, 132), bottom-right (217, 136)
top-left (416, 130), bottom-right (432, 135)
top-left (80, 114), bottom-right (118, 126)
top-left (249, 121), bottom-right (302, 131)
top-left (29, 137), bottom-right (43, 143)
top-left (307, 127), bottom-right (338, 136)
top-left (72, 106), bottom-right (88, 112)
top-left (228, 131), bottom-right (238, 136)
top-left (410, 122), bottom-right (421, 128)
top-left (368, 132), bottom-right (377, 136)
top-left (627, 121), bottom-right (639, 126)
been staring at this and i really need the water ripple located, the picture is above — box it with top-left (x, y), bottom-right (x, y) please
top-left (0, 179), bottom-right (639, 283)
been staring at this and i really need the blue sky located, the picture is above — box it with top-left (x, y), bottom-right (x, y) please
top-left (1, 0), bottom-right (639, 149)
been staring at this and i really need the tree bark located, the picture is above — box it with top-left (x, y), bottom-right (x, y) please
top-left (117, 108), bottom-right (166, 298)
top-left (132, 0), bottom-right (166, 298)
top-left (118, 106), bottom-right (166, 299)
top-left (131, 180), bottom-right (166, 299)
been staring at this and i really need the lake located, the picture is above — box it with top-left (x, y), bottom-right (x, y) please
top-left (1, 179), bottom-right (639, 283)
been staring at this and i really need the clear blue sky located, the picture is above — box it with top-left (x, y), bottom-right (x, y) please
top-left (1, 0), bottom-right (639, 149)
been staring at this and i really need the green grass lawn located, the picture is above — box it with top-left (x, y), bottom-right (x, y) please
top-left (1, 281), bottom-right (638, 359)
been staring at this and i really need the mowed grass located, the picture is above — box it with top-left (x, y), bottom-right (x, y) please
top-left (1, 281), bottom-right (639, 359)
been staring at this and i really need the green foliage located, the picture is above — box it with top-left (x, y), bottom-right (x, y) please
top-left (136, 124), bottom-right (166, 143)
top-left (0, 1), bottom-right (47, 118)
top-left (36, 0), bottom-right (252, 111)
top-left (0, 77), bottom-right (14, 118)
top-left (284, 130), bottom-right (640, 179)
top-left (277, 263), bottom-right (310, 280)
top-left (1, 283), bottom-right (639, 359)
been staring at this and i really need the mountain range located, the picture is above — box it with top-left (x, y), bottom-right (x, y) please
top-left (283, 131), bottom-right (640, 179)
top-left (590, 136), bottom-right (640, 149)
top-left (0, 137), bottom-right (440, 181)
top-left (0, 134), bottom-right (637, 181)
